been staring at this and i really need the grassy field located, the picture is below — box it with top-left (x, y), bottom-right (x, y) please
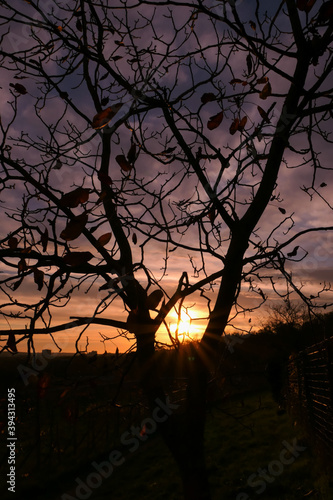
top-left (101, 392), bottom-right (332, 500)
top-left (17, 391), bottom-right (331, 500)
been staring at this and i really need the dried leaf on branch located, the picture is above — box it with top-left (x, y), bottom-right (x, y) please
top-left (97, 233), bottom-right (112, 246)
top-left (127, 143), bottom-right (137, 164)
top-left (8, 236), bottom-right (18, 249)
top-left (246, 54), bottom-right (253, 75)
top-left (207, 111), bottom-right (224, 130)
top-left (60, 213), bottom-right (88, 241)
top-left (229, 118), bottom-right (239, 135)
top-left (116, 154), bottom-right (133, 172)
top-left (63, 251), bottom-right (94, 267)
top-left (6, 331), bottom-right (17, 353)
top-left (9, 83), bottom-right (27, 94)
top-left (201, 92), bottom-right (216, 104)
top-left (60, 187), bottom-right (89, 208)
top-left (257, 106), bottom-right (270, 123)
top-left (41, 229), bottom-right (49, 252)
top-left (92, 103), bottom-right (123, 129)
top-left (238, 116), bottom-right (248, 132)
top-left (34, 268), bottom-right (44, 290)
top-left (259, 82), bottom-right (272, 100)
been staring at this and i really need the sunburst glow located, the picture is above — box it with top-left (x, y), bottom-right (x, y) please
top-left (169, 310), bottom-right (203, 342)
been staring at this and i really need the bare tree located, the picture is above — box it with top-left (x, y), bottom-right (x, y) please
top-left (1, 1), bottom-right (333, 498)
top-left (266, 297), bottom-right (307, 330)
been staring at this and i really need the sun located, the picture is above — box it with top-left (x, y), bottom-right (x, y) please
top-left (169, 309), bottom-right (202, 342)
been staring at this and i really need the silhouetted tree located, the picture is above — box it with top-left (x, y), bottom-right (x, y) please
top-left (1, 1), bottom-right (333, 498)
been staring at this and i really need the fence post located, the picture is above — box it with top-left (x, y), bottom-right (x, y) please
top-left (304, 347), bottom-right (315, 434)
top-left (327, 339), bottom-right (333, 408)
top-left (296, 352), bottom-right (305, 421)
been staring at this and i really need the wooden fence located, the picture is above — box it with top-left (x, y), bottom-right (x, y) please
top-left (287, 337), bottom-right (333, 461)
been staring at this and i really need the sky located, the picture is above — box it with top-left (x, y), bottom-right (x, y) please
top-left (1, 0), bottom-right (333, 354)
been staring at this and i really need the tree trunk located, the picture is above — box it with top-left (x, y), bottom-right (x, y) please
top-left (137, 332), bottom-right (212, 500)
top-left (157, 376), bottom-right (211, 500)
top-left (176, 430), bottom-right (211, 500)
top-left (177, 347), bottom-right (211, 500)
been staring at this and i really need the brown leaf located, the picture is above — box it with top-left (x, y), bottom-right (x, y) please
top-left (21, 246), bottom-right (32, 254)
top-left (98, 172), bottom-right (113, 186)
top-left (201, 92), bottom-right (216, 104)
top-left (116, 154), bottom-right (132, 172)
top-left (97, 233), bottom-right (112, 246)
top-left (278, 207), bottom-right (286, 214)
top-left (60, 187), bottom-right (89, 208)
top-left (127, 143), bottom-right (137, 164)
top-left (229, 118), bottom-right (239, 135)
top-left (132, 233), bottom-right (137, 245)
top-left (6, 331), bottom-right (17, 353)
top-left (18, 258), bottom-right (27, 274)
top-left (60, 213), bottom-right (88, 241)
top-left (8, 237), bottom-right (18, 249)
top-left (76, 19), bottom-right (83, 31)
top-left (13, 277), bottom-right (24, 291)
top-left (146, 290), bottom-right (164, 310)
top-left (9, 83), bottom-right (27, 95)
top-left (41, 228), bottom-right (49, 252)
top-left (257, 106), bottom-right (270, 123)
top-left (250, 20), bottom-right (256, 31)
top-left (320, 182), bottom-right (327, 187)
top-left (207, 207), bottom-right (216, 224)
top-left (238, 116), bottom-right (248, 132)
top-left (207, 111), bottom-right (224, 130)
top-left (63, 251), bottom-right (94, 267)
top-left (97, 191), bottom-right (107, 203)
top-left (34, 268), bottom-right (44, 290)
top-left (256, 77), bottom-right (269, 85)
top-left (259, 82), bottom-right (272, 100)
top-left (229, 78), bottom-right (244, 85)
top-left (92, 103), bottom-right (123, 129)
top-left (54, 159), bottom-right (63, 170)
top-left (297, 0), bottom-right (317, 12)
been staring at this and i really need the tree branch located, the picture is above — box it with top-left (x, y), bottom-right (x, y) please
top-left (0, 316), bottom-right (128, 337)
